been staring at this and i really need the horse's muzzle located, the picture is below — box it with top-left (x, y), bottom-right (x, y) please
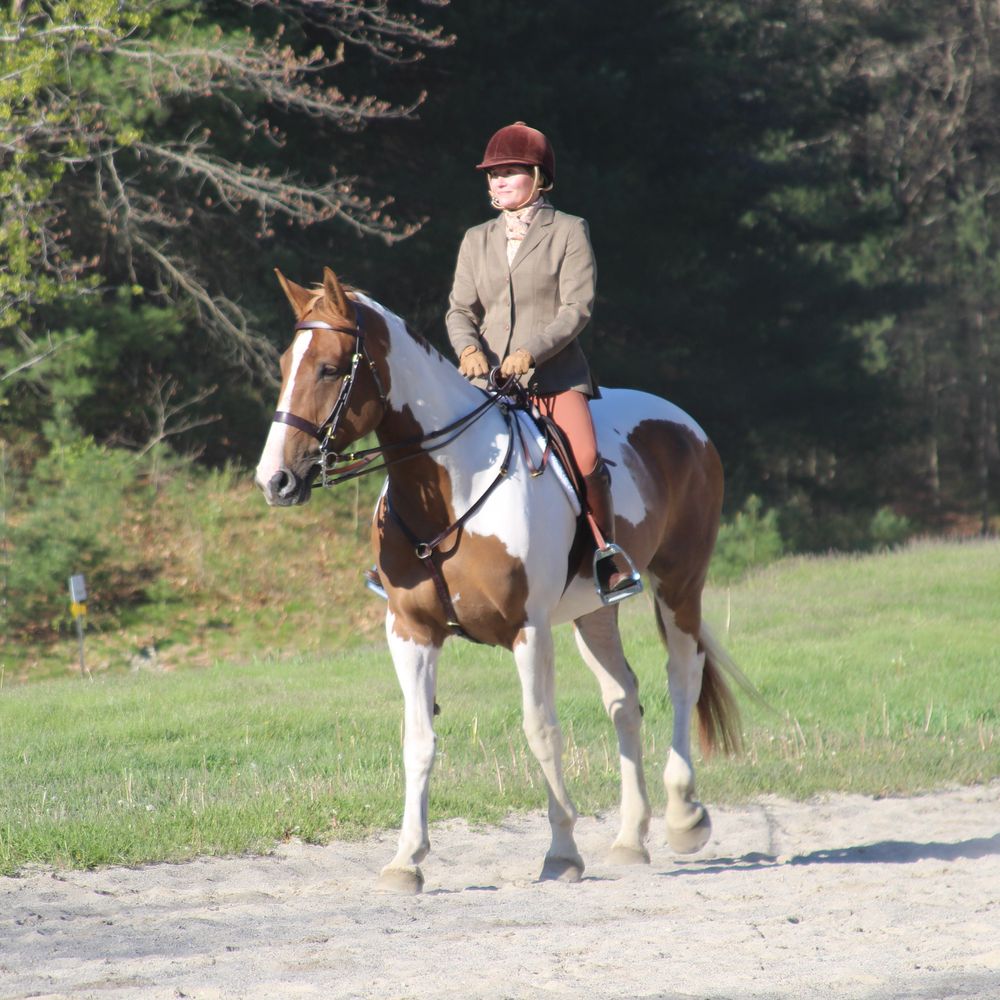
top-left (257, 466), bottom-right (315, 506)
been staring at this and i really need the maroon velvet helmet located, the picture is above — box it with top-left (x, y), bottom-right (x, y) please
top-left (476, 122), bottom-right (555, 182)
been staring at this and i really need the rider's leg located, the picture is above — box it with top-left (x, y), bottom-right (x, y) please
top-left (535, 391), bottom-right (635, 596)
top-left (534, 389), bottom-right (599, 478)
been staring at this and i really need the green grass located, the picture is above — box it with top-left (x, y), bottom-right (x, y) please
top-left (1, 538), bottom-right (997, 875)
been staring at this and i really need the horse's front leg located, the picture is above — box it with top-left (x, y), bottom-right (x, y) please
top-left (514, 622), bottom-right (585, 882)
top-left (376, 611), bottom-right (441, 894)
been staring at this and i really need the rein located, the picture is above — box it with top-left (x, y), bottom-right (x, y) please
top-left (272, 308), bottom-right (511, 489)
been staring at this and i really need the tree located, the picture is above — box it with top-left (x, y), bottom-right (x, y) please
top-left (847, 0), bottom-right (1000, 529)
top-left (0, 0), bottom-right (450, 414)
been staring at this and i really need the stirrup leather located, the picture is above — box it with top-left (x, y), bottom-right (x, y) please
top-left (592, 543), bottom-right (643, 605)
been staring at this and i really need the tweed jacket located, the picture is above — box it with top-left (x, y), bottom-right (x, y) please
top-left (446, 205), bottom-right (597, 396)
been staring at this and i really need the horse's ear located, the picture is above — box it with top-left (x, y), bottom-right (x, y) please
top-left (274, 269), bottom-right (314, 320)
top-left (323, 267), bottom-right (352, 318)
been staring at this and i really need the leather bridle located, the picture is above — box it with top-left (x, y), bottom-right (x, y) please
top-left (271, 307), bottom-right (389, 487)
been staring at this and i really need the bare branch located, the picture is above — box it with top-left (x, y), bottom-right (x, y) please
top-left (0, 335), bottom-right (79, 384)
top-left (135, 139), bottom-right (418, 241)
top-left (1, 1), bottom-right (448, 376)
top-left (134, 377), bottom-right (221, 457)
top-left (129, 230), bottom-right (280, 382)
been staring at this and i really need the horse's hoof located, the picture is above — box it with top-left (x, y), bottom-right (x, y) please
top-left (539, 855), bottom-right (585, 883)
top-left (608, 843), bottom-right (651, 866)
top-left (666, 808), bottom-right (712, 855)
top-left (375, 865), bottom-right (424, 894)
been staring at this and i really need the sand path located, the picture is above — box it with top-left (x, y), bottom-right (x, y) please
top-left (3, 783), bottom-right (999, 1000)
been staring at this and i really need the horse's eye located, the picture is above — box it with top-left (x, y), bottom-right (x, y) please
top-left (319, 363), bottom-right (346, 381)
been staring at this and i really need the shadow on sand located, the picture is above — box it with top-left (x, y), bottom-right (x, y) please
top-left (661, 832), bottom-right (1000, 877)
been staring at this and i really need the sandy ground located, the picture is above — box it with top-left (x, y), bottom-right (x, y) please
top-left (2, 782), bottom-right (999, 1000)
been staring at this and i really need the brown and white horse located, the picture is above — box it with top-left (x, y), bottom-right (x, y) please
top-left (255, 267), bottom-right (743, 893)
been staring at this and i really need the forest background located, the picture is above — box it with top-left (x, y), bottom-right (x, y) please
top-left (1, 0), bottom-right (998, 652)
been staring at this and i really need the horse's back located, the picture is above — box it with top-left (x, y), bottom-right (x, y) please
top-left (591, 387), bottom-right (711, 452)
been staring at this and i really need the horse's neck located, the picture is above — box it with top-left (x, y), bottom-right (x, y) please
top-left (361, 296), bottom-right (503, 505)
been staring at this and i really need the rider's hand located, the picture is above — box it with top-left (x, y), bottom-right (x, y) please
top-left (459, 344), bottom-right (489, 379)
top-left (500, 348), bottom-right (533, 377)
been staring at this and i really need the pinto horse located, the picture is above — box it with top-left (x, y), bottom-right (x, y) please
top-left (255, 267), bottom-right (744, 893)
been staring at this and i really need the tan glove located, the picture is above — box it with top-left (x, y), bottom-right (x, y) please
top-left (459, 344), bottom-right (489, 379)
top-left (500, 348), bottom-right (534, 377)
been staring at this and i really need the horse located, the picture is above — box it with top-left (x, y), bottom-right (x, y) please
top-left (255, 267), bottom-right (745, 893)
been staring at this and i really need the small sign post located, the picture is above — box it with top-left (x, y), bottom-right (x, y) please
top-left (68, 574), bottom-right (91, 680)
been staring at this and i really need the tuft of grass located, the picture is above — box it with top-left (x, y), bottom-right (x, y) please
top-left (1, 537), bottom-right (997, 875)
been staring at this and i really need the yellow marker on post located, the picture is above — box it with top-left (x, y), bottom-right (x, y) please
top-left (68, 575), bottom-right (91, 680)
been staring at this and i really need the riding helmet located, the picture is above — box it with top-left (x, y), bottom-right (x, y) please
top-left (476, 122), bottom-right (555, 184)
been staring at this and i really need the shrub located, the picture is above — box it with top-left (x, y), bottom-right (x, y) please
top-left (709, 495), bottom-right (784, 584)
top-left (778, 490), bottom-right (914, 554)
top-left (1, 434), bottom-right (154, 633)
top-left (869, 506), bottom-right (913, 549)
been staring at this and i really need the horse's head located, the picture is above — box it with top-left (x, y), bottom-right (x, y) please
top-left (255, 267), bottom-right (389, 506)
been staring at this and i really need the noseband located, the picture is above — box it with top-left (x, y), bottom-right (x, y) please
top-left (271, 307), bottom-right (389, 485)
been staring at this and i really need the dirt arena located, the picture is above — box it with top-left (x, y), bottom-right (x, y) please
top-left (3, 782), bottom-right (998, 999)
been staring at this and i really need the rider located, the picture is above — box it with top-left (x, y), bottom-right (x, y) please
top-left (445, 122), bottom-right (640, 601)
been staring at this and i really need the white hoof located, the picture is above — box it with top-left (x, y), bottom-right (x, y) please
top-left (608, 843), bottom-right (651, 866)
top-left (539, 854), bottom-right (585, 883)
top-left (666, 805), bottom-right (712, 855)
top-left (375, 865), bottom-right (424, 894)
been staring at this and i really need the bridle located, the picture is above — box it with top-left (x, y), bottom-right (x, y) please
top-left (271, 306), bottom-right (390, 487)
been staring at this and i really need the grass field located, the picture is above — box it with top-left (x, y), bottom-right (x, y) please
top-left (1, 537), bottom-right (997, 876)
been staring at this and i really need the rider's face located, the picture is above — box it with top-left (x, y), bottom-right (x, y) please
top-left (488, 165), bottom-right (535, 210)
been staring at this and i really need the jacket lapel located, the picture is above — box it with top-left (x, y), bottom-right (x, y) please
top-left (488, 217), bottom-right (508, 274)
top-left (510, 205), bottom-right (554, 272)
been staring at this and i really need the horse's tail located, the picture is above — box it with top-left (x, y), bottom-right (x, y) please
top-left (653, 604), bottom-right (750, 756)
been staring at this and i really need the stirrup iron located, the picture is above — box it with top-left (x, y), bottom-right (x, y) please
top-left (363, 567), bottom-right (388, 601)
top-left (592, 543), bottom-right (643, 605)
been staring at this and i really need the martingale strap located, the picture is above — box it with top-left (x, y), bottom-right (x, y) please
top-left (387, 402), bottom-right (518, 643)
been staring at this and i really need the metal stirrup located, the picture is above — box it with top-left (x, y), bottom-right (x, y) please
top-left (592, 544), bottom-right (643, 606)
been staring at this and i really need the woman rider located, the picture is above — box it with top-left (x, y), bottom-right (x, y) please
top-left (446, 122), bottom-right (639, 601)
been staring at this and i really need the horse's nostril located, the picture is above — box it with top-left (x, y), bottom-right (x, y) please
top-left (270, 469), bottom-right (297, 498)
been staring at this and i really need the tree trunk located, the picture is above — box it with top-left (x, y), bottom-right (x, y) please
top-left (974, 311), bottom-right (990, 535)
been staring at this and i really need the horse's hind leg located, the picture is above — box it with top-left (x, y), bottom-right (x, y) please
top-left (655, 591), bottom-right (713, 855)
top-left (573, 607), bottom-right (651, 864)
top-left (513, 622), bottom-right (585, 882)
